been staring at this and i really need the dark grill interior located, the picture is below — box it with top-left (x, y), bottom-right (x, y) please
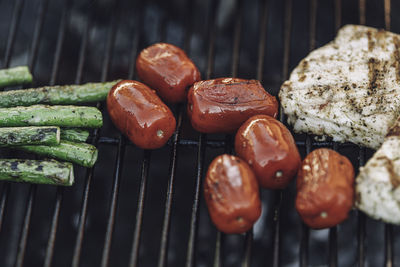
top-left (0, 0), bottom-right (399, 266)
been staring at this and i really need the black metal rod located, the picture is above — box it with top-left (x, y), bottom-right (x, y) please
top-left (43, 3), bottom-right (92, 266)
top-left (329, 226), bottom-right (338, 267)
top-left (99, 3), bottom-right (123, 266)
top-left (3, 0), bottom-right (25, 67)
top-left (43, 187), bottom-right (63, 267)
top-left (157, 105), bottom-right (183, 267)
top-left (334, 0), bottom-right (342, 32)
top-left (384, 0), bottom-right (391, 31)
top-left (14, 1), bottom-right (71, 266)
top-left (71, 1), bottom-right (118, 265)
top-left (185, 133), bottom-right (206, 267)
top-left (300, 0), bottom-right (317, 264)
top-left (272, 0), bottom-right (293, 266)
top-left (0, 0), bottom-right (26, 234)
top-left (231, 0), bottom-right (243, 78)
top-left (27, 0), bottom-right (49, 70)
top-left (128, 150), bottom-right (151, 267)
top-left (385, 224), bottom-right (394, 267)
top-left (357, 147), bottom-right (366, 267)
top-left (256, 0), bottom-right (269, 83)
top-left (0, 184), bottom-right (9, 233)
top-left (14, 186), bottom-right (36, 267)
top-left (100, 136), bottom-right (125, 267)
top-left (213, 231), bottom-right (224, 267)
top-left (127, 2), bottom-right (151, 266)
top-left (359, 0), bottom-right (366, 25)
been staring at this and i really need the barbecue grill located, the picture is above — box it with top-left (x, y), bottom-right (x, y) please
top-left (0, 0), bottom-right (398, 266)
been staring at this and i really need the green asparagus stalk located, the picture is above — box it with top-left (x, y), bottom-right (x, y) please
top-left (0, 105), bottom-right (102, 128)
top-left (0, 126), bottom-right (60, 146)
top-left (0, 66), bottom-right (33, 88)
top-left (0, 80), bottom-right (120, 108)
top-left (60, 128), bottom-right (89, 142)
top-left (0, 159), bottom-right (74, 186)
top-left (18, 140), bottom-right (98, 168)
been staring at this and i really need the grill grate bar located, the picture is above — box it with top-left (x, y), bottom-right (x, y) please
top-left (300, 0), bottom-right (318, 264)
top-left (185, 133), bottom-right (205, 267)
top-left (126, 5), bottom-right (150, 266)
top-left (359, 0), bottom-right (366, 25)
top-left (97, 136), bottom-right (362, 149)
top-left (384, 0), bottom-right (391, 31)
top-left (99, 3), bottom-right (123, 266)
top-left (95, 6), bottom-right (122, 264)
top-left (14, 186), bottom-right (36, 267)
top-left (157, 108), bottom-right (183, 267)
top-left (0, 0), bottom-right (27, 234)
top-left (3, 0), bottom-right (25, 67)
top-left (228, 0), bottom-right (255, 265)
top-left (187, 0), bottom-right (218, 266)
top-left (273, 0), bottom-right (293, 265)
top-left (385, 224), bottom-right (394, 267)
top-left (43, 187), bottom-right (63, 267)
top-left (101, 136), bottom-right (125, 267)
top-left (256, 0), bottom-right (269, 84)
top-left (241, 230), bottom-right (253, 267)
top-left (328, 6), bottom-right (340, 266)
top-left (183, 0), bottom-right (205, 263)
top-left (43, 4), bottom-right (92, 266)
top-left (329, 227), bottom-right (338, 267)
top-left (71, 2), bottom-right (118, 265)
top-left (357, 1), bottom-right (367, 265)
top-left (0, 184), bottom-right (9, 233)
top-left (27, 0), bottom-right (49, 70)
top-left (334, 0), bottom-right (342, 32)
top-left (128, 150), bottom-right (151, 267)
top-left (384, 2), bottom-right (393, 266)
top-left (357, 148), bottom-right (366, 267)
top-left (157, 1), bottom-right (195, 262)
top-left (14, 0), bottom-right (71, 265)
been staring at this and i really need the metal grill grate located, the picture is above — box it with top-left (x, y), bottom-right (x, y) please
top-left (0, 0), bottom-right (398, 266)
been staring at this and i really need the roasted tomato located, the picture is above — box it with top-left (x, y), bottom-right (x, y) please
top-left (235, 115), bottom-right (300, 189)
top-left (296, 148), bottom-right (354, 229)
top-left (107, 80), bottom-right (176, 149)
top-left (136, 43), bottom-right (200, 103)
top-left (187, 78), bottom-right (278, 133)
top-left (204, 154), bottom-right (261, 234)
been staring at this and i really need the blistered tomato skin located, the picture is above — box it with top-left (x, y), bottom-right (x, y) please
top-left (235, 115), bottom-right (300, 189)
top-left (107, 80), bottom-right (176, 149)
top-left (296, 148), bottom-right (354, 229)
top-left (136, 43), bottom-right (201, 103)
top-left (204, 154), bottom-right (261, 234)
top-left (187, 78), bottom-right (278, 133)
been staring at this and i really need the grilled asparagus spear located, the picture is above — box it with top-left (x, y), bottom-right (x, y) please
top-left (18, 140), bottom-right (98, 168)
top-left (0, 66), bottom-right (32, 88)
top-left (0, 159), bottom-right (74, 186)
top-left (0, 105), bottom-right (102, 128)
top-left (0, 126), bottom-right (60, 146)
top-left (0, 80), bottom-right (120, 108)
top-left (60, 128), bottom-right (89, 142)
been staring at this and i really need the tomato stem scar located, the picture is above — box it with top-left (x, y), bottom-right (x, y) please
top-left (156, 129), bottom-right (164, 138)
top-left (275, 171), bottom-right (283, 177)
top-left (320, 211), bottom-right (328, 218)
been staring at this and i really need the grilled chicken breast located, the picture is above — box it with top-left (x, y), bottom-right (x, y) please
top-left (356, 119), bottom-right (400, 224)
top-left (279, 25), bottom-right (400, 149)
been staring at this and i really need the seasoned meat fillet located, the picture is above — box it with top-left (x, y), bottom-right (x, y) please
top-left (356, 119), bottom-right (400, 224)
top-left (279, 25), bottom-right (400, 149)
